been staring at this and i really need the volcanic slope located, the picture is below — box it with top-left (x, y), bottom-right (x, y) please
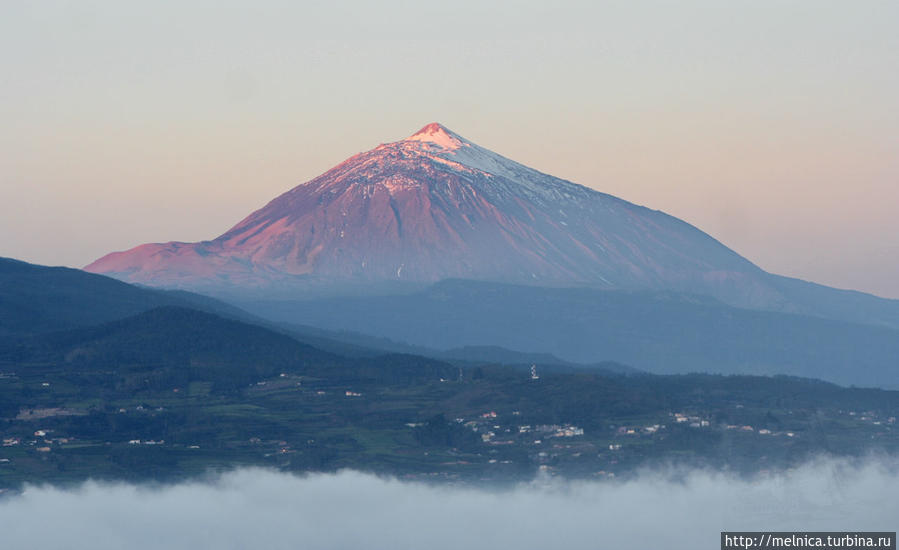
top-left (86, 123), bottom-right (899, 326)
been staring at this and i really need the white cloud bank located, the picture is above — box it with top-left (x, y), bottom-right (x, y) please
top-left (1, 457), bottom-right (896, 550)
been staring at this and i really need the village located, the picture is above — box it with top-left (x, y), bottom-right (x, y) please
top-left (2, 383), bottom-right (898, 482)
top-left (2, 361), bottom-right (899, 490)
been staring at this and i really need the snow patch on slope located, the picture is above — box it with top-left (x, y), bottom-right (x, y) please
top-left (399, 123), bottom-right (590, 206)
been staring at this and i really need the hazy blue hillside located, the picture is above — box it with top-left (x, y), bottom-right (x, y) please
top-left (767, 274), bottom-right (899, 329)
top-left (434, 345), bottom-right (639, 374)
top-left (241, 279), bottom-right (899, 389)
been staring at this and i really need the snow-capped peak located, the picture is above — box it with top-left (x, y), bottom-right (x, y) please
top-left (84, 121), bottom-right (770, 312)
top-left (395, 122), bottom-right (575, 201)
top-left (404, 123), bottom-right (466, 150)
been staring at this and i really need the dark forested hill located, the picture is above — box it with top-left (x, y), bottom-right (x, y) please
top-left (0, 257), bottom-right (244, 338)
top-left (2, 306), bottom-right (458, 394)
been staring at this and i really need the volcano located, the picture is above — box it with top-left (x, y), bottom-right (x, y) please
top-left (85, 123), bottom-right (899, 325)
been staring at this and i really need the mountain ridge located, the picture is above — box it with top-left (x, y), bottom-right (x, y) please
top-left (84, 123), bottom-right (899, 328)
top-left (239, 279), bottom-right (899, 389)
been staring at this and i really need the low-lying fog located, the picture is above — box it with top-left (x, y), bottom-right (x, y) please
top-left (1, 457), bottom-right (896, 550)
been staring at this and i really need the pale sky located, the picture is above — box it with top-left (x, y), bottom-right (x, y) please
top-left (2, 1), bottom-right (897, 298)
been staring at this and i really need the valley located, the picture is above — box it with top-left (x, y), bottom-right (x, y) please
top-left (2, 307), bottom-right (897, 492)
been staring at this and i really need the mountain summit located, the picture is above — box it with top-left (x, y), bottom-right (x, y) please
top-left (404, 122), bottom-right (466, 149)
top-left (84, 123), bottom-right (899, 326)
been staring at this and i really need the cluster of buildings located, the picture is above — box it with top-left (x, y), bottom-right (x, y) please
top-left (843, 410), bottom-right (897, 426)
top-left (672, 412), bottom-right (710, 428)
top-left (455, 411), bottom-right (586, 448)
top-left (1, 429), bottom-right (75, 453)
